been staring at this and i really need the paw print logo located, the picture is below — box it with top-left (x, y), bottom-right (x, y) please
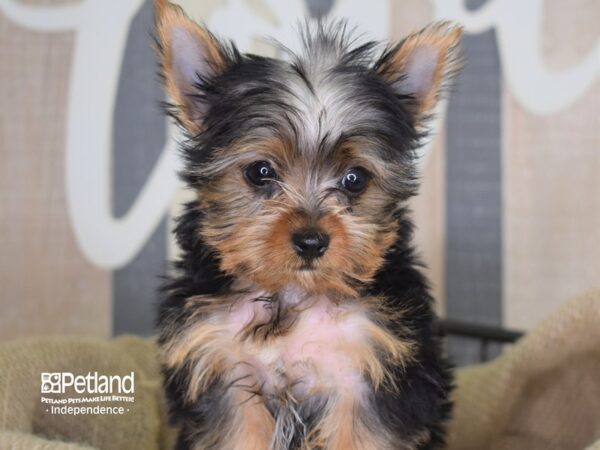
top-left (41, 373), bottom-right (62, 393)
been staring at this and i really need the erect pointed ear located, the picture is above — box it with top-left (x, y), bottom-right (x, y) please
top-left (377, 21), bottom-right (463, 120)
top-left (154, 0), bottom-right (228, 134)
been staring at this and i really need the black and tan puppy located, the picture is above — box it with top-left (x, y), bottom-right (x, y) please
top-left (154, 1), bottom-right (462, 448)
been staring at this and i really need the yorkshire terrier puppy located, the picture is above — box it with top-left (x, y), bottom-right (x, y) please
top-left (154, 1), bottom-right (462, 449)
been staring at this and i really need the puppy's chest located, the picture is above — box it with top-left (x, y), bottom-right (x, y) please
top-left (226, 291), bottom-right (370, 397)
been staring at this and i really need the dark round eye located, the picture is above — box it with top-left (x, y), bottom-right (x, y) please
top-left (341, 167), bottom-right (370, 194)
top-left (245, 160), bottom-right (276, 186)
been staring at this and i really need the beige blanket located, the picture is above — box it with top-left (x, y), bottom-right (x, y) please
top-left (448, 289), bottom-right (600, 450)
top-left (1, 290), bottom-right (599, 450)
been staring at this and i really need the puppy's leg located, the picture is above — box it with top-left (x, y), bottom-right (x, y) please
top-left (162, 317), bottom-right (275, 450)
top-left (308, 385), bottom-right (436, 450)
top-left (172, 383), bottom-right (273, 450)
top-left (303, 316), bottom-right (443, 450)
top-left (227, 388), bottom-right (275, 450)
top-left (309, 391), bottom-right (385, 450)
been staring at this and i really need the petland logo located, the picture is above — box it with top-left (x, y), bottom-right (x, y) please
top-left (41, 372), bottom-right (136, 415)
top-left (41, 372), bottom-right (135, 394)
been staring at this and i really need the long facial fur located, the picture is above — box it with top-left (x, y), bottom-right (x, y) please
top-left (175, 22), bottom-right (428, 298)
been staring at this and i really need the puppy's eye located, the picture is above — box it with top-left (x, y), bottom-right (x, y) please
top-left (341, 167), bottom-right (369, 194)
top-left (245, 160), bottom-right (276, 186)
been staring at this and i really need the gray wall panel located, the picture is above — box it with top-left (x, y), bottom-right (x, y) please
top-left (445, 29), bottom-right (503, 365)
top-left (112, 0), bottom-right (168, 336)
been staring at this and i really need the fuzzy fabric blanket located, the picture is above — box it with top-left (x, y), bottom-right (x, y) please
top-left (1, 290), bottom-right (599, 450)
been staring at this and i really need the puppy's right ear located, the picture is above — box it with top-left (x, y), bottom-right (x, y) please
top-left (154, 0), bottom-right (227, 134)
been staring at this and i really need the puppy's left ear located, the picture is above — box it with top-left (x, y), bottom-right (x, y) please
top-left (154, 0), bottom-right (229, 135)
top-left (376, 21), bottom-right (463, 120)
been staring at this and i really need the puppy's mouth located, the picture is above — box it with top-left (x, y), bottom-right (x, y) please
top-left (298, 261), bottom-right (317, 271)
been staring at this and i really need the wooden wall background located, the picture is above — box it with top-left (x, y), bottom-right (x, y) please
top-left (1, 0), bottom-right (598, 363)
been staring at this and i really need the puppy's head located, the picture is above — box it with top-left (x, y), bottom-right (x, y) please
top-left (155, 0), bottom-right (462, 296)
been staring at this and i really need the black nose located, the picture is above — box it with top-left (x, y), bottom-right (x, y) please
top-left (292, 230), bottom-right (330, 261)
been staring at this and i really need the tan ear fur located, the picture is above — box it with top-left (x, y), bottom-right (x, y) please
top-left (378, 21), bottom-right (463, 118)
top-left (154, 0), bottom-right (225, 134)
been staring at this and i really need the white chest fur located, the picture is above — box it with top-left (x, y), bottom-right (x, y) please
top-left (226, 287), bottom-right (371, 400)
